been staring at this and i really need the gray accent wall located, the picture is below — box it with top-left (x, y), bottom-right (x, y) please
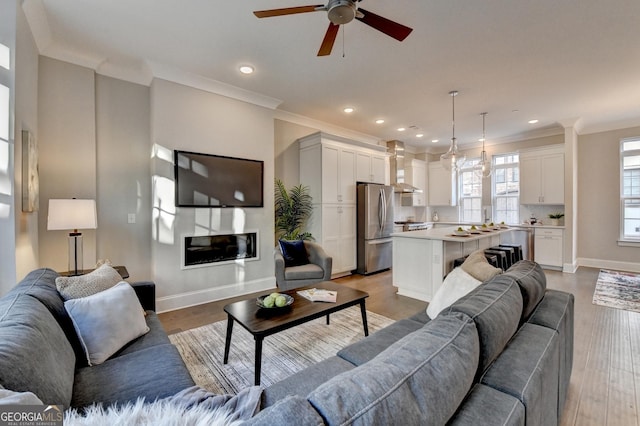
top-left (14, 2), bottom-right (39, 281)
top-left (150, 78), bottom-right (275, 311)
top-left (95, 75), bottom-right (151, 281)
top-left (37, 57), bottom-right (97, 272)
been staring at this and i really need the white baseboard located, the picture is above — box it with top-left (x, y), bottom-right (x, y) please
top-left (396, 288), bottom-right (430, 303)
top-left (156, 277), bottom-right (276, 313)
top-left (563, 261), bottom-right (578, 274)
top-left (576, 257), bottom-right (640, 274)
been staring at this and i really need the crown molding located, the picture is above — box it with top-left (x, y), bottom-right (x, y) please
top-left (147, 62), bottom-right (282, 110)
top-left (579, 116), bottom-right (640, 136)
top-left (22, 0), bottom-right (282, 109)
top-left (274, 109), bottom-right (382, 146)
top-left (21, 0), bottom-right (51, 53)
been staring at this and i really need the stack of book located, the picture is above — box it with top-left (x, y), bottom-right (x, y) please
top-left (296, 288), bottom-right (337, 303)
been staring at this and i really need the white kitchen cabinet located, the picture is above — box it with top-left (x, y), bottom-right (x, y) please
top-left (319, 204), bottom-right (356, 274)
top-left (534, 227), bottom-right (563, 268)
top-left (299, 132), bottom-right (387, 275)
top-left (402, 159), bottom-right (427, 206)
top-left (520, 146), bottom-right (564, 205)
top-left (316, 144), bottom-right (356, 204)
top-left (356, 151), bottom-right (387, 184)
top-left (428, 162), bottom-right (457, 206)
top-left (371, 154), bottom-right (387, 184)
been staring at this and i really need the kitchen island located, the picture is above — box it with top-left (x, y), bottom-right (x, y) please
top-left (392, 226), bottom-right (515, 302)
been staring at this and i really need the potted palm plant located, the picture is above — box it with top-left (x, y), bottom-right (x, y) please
top-left (548, 212), bottom-right (564, 226)
top-left (274, 179), bottom-right (314, 241)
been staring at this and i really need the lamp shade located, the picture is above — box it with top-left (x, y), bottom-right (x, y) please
top-left (47, 199), bottom-right (97, 231)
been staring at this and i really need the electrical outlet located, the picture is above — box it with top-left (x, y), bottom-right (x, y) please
top-left (128, 213), bottom-right (136, 224)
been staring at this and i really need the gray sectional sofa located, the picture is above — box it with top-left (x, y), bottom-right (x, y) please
top-left (0, 268), bottom-right (195, 408)
top-left (247, 260), bottom-right (574, 425)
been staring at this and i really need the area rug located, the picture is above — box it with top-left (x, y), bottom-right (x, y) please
top-left (168, 306), bottom-right (395, 394)
top-left (592, 269), bottom-right (640, 313)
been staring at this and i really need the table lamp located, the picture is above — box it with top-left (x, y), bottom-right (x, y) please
top-left (47, 199), bottom-right (98, 275)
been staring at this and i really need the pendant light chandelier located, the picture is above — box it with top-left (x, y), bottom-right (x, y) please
top-left (473, 112), bottom-right (493, 179)
top-left (440, 90), bottom-right (466, 173)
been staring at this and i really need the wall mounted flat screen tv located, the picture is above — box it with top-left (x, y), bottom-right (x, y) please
top-left (174, 150), bottom-right (264, 208)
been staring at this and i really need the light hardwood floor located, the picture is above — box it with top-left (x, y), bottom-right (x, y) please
top-left (158, 266), bottom-right (638, 426)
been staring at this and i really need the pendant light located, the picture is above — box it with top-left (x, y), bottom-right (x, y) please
top-left (440, 90), bottom-right (466, 173)
top-left (473, 112), bottom-right (493, 179)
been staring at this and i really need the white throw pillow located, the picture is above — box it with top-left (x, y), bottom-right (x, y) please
top-left (426, 267), bottom-right (481, 319)
top-left (56, 263), bottom-right (123, 300)
top-left (65, 282), bottom-right (150, 366)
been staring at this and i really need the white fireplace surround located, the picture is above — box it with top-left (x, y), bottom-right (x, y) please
top-left (181, 230), bottom-right (260, 270)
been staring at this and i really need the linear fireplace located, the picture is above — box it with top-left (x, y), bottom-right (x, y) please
top-left (183, 231), bottom-right (258, 268)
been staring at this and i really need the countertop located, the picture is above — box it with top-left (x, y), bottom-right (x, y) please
top-left (391, 225), bottom-right (515, 242)
top-left (427, 221), bottom-right (565, 230)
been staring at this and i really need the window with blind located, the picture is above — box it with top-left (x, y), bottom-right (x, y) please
top-left (459, 159), bottom-right (482, 222)
top-left (493, 153), bottom-right (520, 224)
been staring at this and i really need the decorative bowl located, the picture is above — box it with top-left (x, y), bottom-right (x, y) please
top-left (256, 294), bottom-right (294, 310)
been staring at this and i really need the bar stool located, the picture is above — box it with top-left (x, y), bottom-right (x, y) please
top-left (489, 246), bottom-right (515, 269)
top-left (484, 249), bottom-right (509, 271)
top-left (453, 253), bottom-right (499, 269)
top-left (499, 244), bottom-right (523, 262)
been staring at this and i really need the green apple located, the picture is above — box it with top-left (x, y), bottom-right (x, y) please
top-left (269, 292), bottom-right (280, 299)
top-left (275, 295), bottom-right (287, 307)
top-left (263, 295), bottom-right (275, 308)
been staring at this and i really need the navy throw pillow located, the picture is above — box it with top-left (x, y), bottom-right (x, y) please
top-left (279, 240), bottom-right (309, 267)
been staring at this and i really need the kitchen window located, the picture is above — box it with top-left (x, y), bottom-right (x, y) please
top-left (459, 159), bottom-right (482, 222)
top-left (493, 153), bottom-right (520, 224)
top-left (620, 138), bottom-right (640, 245)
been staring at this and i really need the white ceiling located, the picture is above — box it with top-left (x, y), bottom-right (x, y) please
top-left (22, 0), bottom-right (640, 151)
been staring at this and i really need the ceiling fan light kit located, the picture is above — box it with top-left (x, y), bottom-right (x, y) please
top-left (327, 0), bottom-right (357, 24)
top-left (440, 90), bottom-right (466, 173)
top-left (254, 0), bottom-right (412, 56)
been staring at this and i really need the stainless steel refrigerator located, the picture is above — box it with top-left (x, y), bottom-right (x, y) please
top-left (356, 183), bottom-right (395, 275)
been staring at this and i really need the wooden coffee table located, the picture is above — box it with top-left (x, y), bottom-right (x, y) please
top-left (223, 281), bottom-right (369, 385)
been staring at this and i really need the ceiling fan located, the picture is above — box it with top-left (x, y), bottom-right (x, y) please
top-left (253, 0), bottom-right (413, 56)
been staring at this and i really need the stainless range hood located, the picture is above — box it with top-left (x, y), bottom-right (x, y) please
top-left (387, 140), bottom-right (422, 193)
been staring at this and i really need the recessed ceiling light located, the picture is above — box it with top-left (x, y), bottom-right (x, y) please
top-left (344, 107), bottom-right (355, 113)
top-left (416, 134), bottom-right (424, 138)
top-left (431, 139), bottom-right (439, 143)
top-left (397, 127), bottom-right (406, 132)
top-left (478, 137), bottom-right (485, 142)
top-left (239, 65), bottom-right (254, 74)
top-left (528, 119), bottom-right (539, 124)
top-left (375, 119), bottom-right (385, 124)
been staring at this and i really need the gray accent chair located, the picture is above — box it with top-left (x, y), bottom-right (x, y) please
top-left (274, 241), bottom-right (332, 291)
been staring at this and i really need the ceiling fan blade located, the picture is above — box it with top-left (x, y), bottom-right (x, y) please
top-left (317, 23), bottom-right (340, 56)
top-left (254, 5), bottom-right (325, 18)
top-left (355, 8), bottom-right (413, 41)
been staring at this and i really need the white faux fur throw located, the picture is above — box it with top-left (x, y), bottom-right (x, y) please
top-left (64, 398), bottom-right (244, 426)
